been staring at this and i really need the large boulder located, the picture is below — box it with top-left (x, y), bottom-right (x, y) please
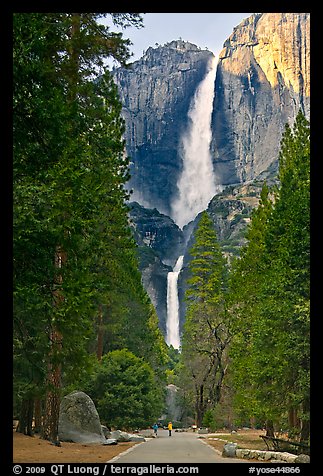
top-left (222, 442), bottom-right (237, 458)
top-left (110, 430), bottom-right (145, 443)
top-left (58, 391), bottom-right (106, 444)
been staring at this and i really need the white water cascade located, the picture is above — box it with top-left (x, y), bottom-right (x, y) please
top-left (171, 55), bottom-right (221, 229)
top-left (166, 255), bottom-right (184, 349)
top-left (166, 55), bottom-right (222, 349)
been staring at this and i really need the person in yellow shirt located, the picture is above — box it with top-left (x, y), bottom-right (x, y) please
top-left (167, 421), bottom-right (172, 437)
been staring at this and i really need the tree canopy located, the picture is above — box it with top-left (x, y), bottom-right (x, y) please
top-left (228, 110), bottom-right (310, 441)
top-left (85, 349), bottom-right (164, 430)
top-left (13, 12), bottom-right (167, 439)
top-left (178, 212), bottom-right (229, 427)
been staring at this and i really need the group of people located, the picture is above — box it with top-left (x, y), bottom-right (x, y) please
top-left (152, 422), bottom-right (173, 437)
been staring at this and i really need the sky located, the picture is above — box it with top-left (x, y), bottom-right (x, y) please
top-left (104, 13), bottom-right (252, 65)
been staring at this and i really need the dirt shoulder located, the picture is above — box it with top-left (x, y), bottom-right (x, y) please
top-left (203, 429), bottom-right (268, 454)
top-left (13, 431), bottom-right (140, 463)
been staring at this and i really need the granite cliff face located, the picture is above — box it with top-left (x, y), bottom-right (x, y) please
top-left (128, 202), bottom-right (185, 334)
top-left (211, 12), bottom-right (310, 186)
top-left (129, 201), bottom-right (185, 266)
top-left (113, 40), bottom-right (214, 216)
top-left (114, 14), bottom-right (309, 213)
top-left (114, 13), bottom-right (310, 337)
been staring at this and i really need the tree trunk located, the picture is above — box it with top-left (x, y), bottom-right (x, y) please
top-left (17, 398), bottom-right (34, 436)
top-left (34, 398), bottom-right (42, 433)
top-left (288, 407), bottom-right (297, 428)
top-left (97, 304), bottom-right (104, 361)
top-left (265, 419), bottom-right (275, 437)
top-left (42, 247), bottom-right (65, 442)
top-left (42, 328), bottom-right (62, 442)
top-left (300, 397), bottom-right (310, 444)
top-left (195, 384), bottom-right (207, 428)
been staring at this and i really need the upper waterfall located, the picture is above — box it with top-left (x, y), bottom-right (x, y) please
top-left (171, 55), bottom-right (221, 229)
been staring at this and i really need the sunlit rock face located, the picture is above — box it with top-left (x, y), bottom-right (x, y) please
top-left (113, 40), bottom-right (214, 216)
top-left (211, 12), bottom-right (310, 187)
top-left (114, 14), bottom-right (310, 338)
top-left (114, 14), bottom-right (309, 218)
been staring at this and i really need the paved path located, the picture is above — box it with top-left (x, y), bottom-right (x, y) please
top-left (108, 430), bottom-right (247, 463)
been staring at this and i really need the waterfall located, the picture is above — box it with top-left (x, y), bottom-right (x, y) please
top-left (171, 55), bottom-right (221, 229)
top-left (166, 56), bottom-right (221, 349)
top-left (166, 255), bottom-right (184, 349)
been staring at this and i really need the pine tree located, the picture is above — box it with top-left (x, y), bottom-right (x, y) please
top-left (13, 12), bottom-right (146, 440)
top-left (229, 111), bottom-right (310, 441)
top-left (261, 110), bottom-right (310, 441)
top-left (179, 212), bottom-right (229, 426)
top-left (228, 183), bottom-right (276, 433)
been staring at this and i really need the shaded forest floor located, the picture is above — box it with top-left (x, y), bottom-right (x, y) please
top-left (13, 431), bottom-right (140, 463)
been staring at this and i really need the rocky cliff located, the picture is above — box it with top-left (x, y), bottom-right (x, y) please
top-left (114, 14), bottom-right (309, 214)
top-left (128, 202), bottom-right (185, 334)
top-left (115, 13), bottom-right (310, 338)
top-left (129, 182), bottom-right (265, 336)
top-left (113, 40), bottom-right (214, 216)
top-left (211, 12), bottom-right (310, 186)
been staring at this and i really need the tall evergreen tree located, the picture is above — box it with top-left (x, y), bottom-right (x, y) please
top-left (179, 212), bottom-right (229, 426)
top-left (229, 111), bottom-right (310, 441)
top-left (228, 183), bottom-right (276, 434)
top-left (260, 110), bottom-right (310, 441)
top-left (13, 12), bottom-right (158, 441)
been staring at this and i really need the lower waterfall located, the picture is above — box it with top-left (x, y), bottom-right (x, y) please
top-left (166, 255), bottom-right (184, 349)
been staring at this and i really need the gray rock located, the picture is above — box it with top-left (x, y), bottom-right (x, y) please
top-left (294, 454), bottom-right (310, 463)
top-left (110, 430), bottom-right (131, 442)
top-left (166, 384), bottom-right (182, 422)
top-left (198, 428), bottom-right (209, 434)
top-left (211, 13), bottom-right (310, 188)
top-left (103, 439), bottom-right (118, 445)
top-left (108, 430), bottom-right (145, 442)
top-left (101, 425), bottom-right (111, 438)
top-left (222, 442), bottom-right (237, 458)
top-left (138, 429), bottom-right (154, 438)
top-left (113, 41), bottom-right (214, 216)
top-left (58, 391), bottom-right (106, 444)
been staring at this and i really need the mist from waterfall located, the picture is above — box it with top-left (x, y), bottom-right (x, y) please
top-left (171, 55), bottom-right (221, 229)
top-left (166, 255), bottom-right (184, 349)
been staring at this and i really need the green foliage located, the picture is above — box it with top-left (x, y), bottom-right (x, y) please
top-left (228, 111), bottom-right (310, 440)
top-left (85, 349), bottom-right (164, 430)
top-left (179, 212), bottom-right (230, 426)
top-left (13, 13), bottom-right (131, 391)
top-left (13, 12), bottom-right (168, 437)
top-left (202, 409), bottom-right (216, 430)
